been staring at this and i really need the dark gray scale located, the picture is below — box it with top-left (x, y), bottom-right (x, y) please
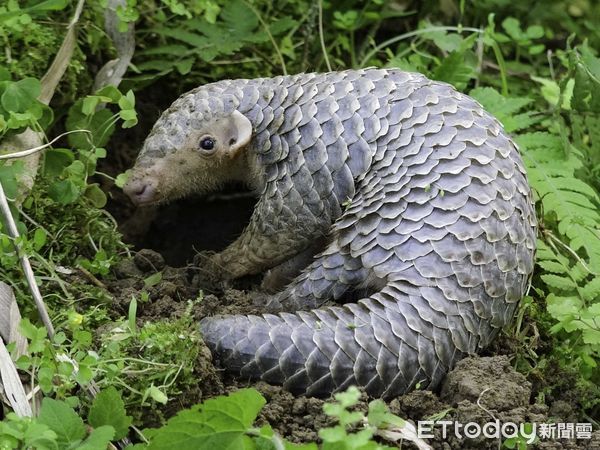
top-left (177, 68), bottom-right (540, 399)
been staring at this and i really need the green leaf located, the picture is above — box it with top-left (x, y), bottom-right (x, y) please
top-left (367, 400), bottom-right (404, 428)
top-left (33, 228), bottom-right (46, 251)
top-left (27, 0), bottom-right (69, 12)
top-left (39, 105), bottom-right (54, 130)
top-left (84, 184), bottom-right (107, 208)
top-left (76, 365), bottom-right (94, 385)
top-left (144, 272), bottom-right (162, 288)
top-left (19, 13), bottom-right (33, 25)
top-left (128, 297), bottom-right (138, 333)
top-left (528, 44), bottom-right (545, 55)
top-left (5, 111), bottom-right (35, 130)
top-left (22, 422), bottom-right (58, 449)
top-left (501, 17), bottom-right (524, 40)
top-left (66, 102), bottom-right (115, 150)
top-left (48, 179), bottom-right (80, 204)
top-left (526, 25), bottom-right (544, 39)
top-left (220, 0), bottom-right (258, 32)
top-left (571, 43), bottom-right (600, 113)
top-left (147, 389), bottom-right (265, 450)
top-left (584, 303), bottom-right (600, 318)
top-left (581, 278), bottom-right (600, 302)
top-left (421, 28), bottom-right (466, 53)
top-left (118, 90), bottom-right (135, 110)
top-left (318, 425), bottom-right (346, 442)
top-left (537, 260), bottom-right (568, 274)
top-left (520, 130), bottom-right (600, 272)
top-left (0, 68), bottom-right (11, 81)
top-left (44, 148), bottom-right (75, 177)
top-left (119, 108), bottom-right (138, 127)
top-left (366, 400), bottom-right (388, 428)
top-left (1, 78), bottom-right (41, 113)
top-left (582, 328), bottom-right (600, 345)
top-left (147, 385), bottom-right (168, 404)
top-left (174, 58), bottom-right (194, 75)
top-left (432, 51), bottom-right (474, 90)
top-left (95, 85), bottom-right (122, 103)
top-left (547, 294), bottom-right (582, 322)
top-left (541, 274), bottom-right (577, 291)
top-left (92, 145), bottom-right (104, 157)
top-left (154, 28), bottom-right (209, 47)
top-left (137, 45), bottom-right (190, 56)
top-left (65, 160), bottom-right (86, 182)
top-left (38, 398), bottom-right (86, 448)
top-left (19, 318), bottom-right (47, 342)
top-left (0, 161), bottom-right (25, 200)
top-left (269, 17), bottom-right (297, 35)
top-left (115, 170), bottom-right (130, 188)
top-left (153, 0), bottom-right (263, 65)
top-left (82, 96), bottom-right (100, 116)
top-left (332, 386), bottom-right (361, 408)
top-left (88, 387), bottom-right (132, 440)
top-left (531, 76), bottom-right (561, 106)
top-left (76, 425), bottom-right (115, 450)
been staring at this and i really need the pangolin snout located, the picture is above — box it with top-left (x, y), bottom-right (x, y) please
top-left (123, 177), bottom-right (158, 205)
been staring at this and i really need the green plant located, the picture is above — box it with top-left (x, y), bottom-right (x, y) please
top-left (0, 0), bottom-right (85, 86)
top-left (136, 389), bottom-right (284, 449)
top-left (125, 386), bottom-right (414, 450)
top-left (319, 387), bottom-right (398, 450)
top-left (0, 387), bottom-right (131, 449)
top-left (0, 74), bottom-right (53, 138)
top-left (12, 293), bottom-right (202, 414)
top-left (134, 0), bottom-right (296, 81)
top-left (97, 297), bottom-right (203, 411)
top-left (503, 423), bottom-right (538, 449)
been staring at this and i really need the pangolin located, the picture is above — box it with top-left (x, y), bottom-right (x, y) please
top-left (123, 68), bottom-right (537, 399)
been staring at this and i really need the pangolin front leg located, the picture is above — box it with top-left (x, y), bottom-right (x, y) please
top-left (210, 198), bottom-right (331, 279)
top-left (261, 238), bottom-right (326, 293)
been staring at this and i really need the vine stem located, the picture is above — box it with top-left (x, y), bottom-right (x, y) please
top-left (0, 130), bottom-right (90, 160)
top-left (318, 0), bottom-right (332, 71)
top-left (244, 0), bottom-right (287, 75)
top-left (359, 26), bottom-right (483, 67)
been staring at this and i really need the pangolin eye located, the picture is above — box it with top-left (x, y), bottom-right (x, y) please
top-left (199, 136), bottom-right (215, 152)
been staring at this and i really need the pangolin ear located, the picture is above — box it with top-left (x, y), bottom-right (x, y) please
top-left (225, 110), bottom-right (252, 157)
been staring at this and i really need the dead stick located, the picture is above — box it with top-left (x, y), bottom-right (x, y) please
top-left (0, 181), bottom-right (54, 338)
top-left (39, 0), bottom-right (86, 105)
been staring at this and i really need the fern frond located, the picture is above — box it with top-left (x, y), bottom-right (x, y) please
top-left (470, 87), bottom-right (540, 132)
top-left (518, 132), bottom-right (600, 271)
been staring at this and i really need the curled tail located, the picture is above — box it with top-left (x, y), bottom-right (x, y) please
top-left (201, 283), bottom-right (467, 398)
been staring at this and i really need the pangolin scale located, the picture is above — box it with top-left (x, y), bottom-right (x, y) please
top-left (125, 68), bottom-right (537, 399)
